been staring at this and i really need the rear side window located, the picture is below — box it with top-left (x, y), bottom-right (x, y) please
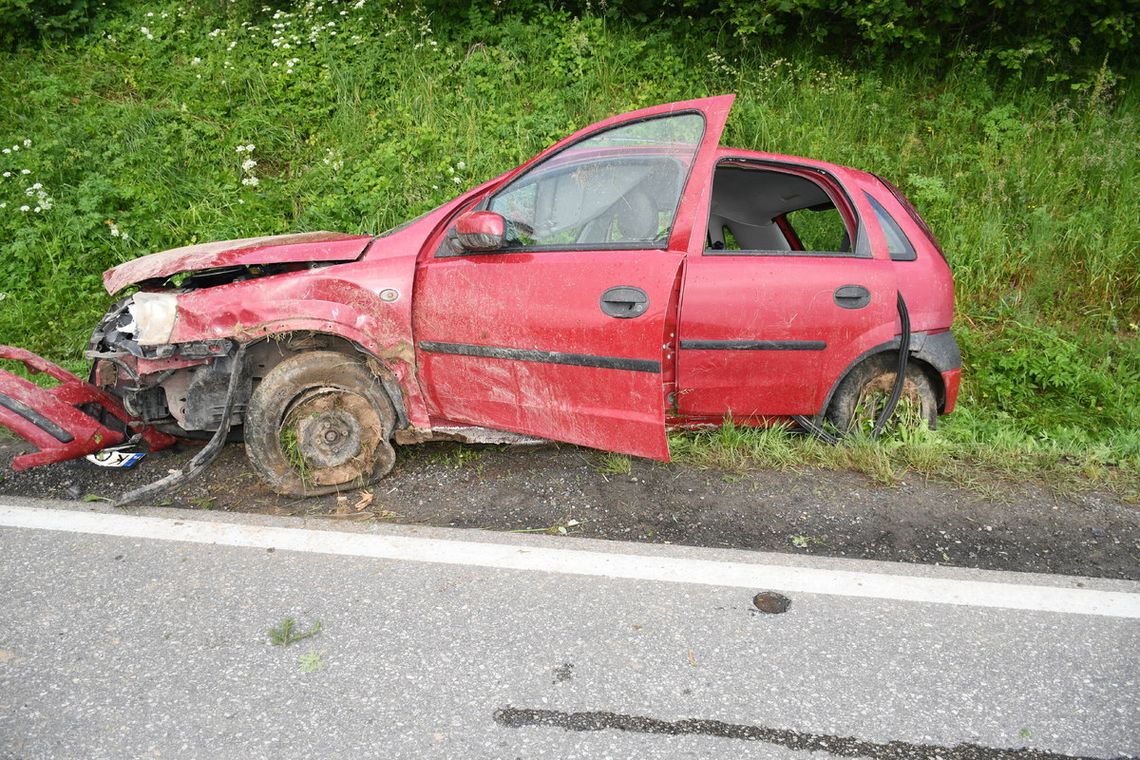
top-left (875, 175), bottom-right (946, 262)
top-left (866, 193), bottom-right (916, 262)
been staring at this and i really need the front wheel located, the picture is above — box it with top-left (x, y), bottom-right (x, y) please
top-left (245, 351), bottom-right (397, 497)
top-left (825, 354), bottom-right (938, 435)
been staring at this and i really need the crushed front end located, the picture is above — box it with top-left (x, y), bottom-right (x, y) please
top-left (86, 294), bottom-right (248, 438)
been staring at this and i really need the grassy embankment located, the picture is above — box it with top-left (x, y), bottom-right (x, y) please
top-left (0, 3), bottom-right (1135, 497)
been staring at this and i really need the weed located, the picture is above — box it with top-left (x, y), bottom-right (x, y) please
top-left (280, 424), bottom-right (308, 483)
top-left (267, 617), bottom-right (322, 647)
top-left (596, 453), bottom-right (632, 476)
top-left (297, 650), bottom-right (323, 673)
top-left (447, 446), bottom-right (483, 468)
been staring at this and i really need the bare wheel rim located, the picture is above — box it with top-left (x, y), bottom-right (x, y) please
top-left (281, 387), bottom-right (382, 487)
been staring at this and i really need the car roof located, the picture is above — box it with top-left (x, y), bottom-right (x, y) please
top-left (716, 146), bottom-right (876, 186)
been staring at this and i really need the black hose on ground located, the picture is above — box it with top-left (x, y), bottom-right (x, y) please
top-left (114, 343), bottom-right (248, 507)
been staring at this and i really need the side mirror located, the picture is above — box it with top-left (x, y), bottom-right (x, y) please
top-left (455, 211), bottom-right (506, 252)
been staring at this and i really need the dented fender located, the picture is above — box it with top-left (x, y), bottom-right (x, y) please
top-left (150, 249), bottom-right (429, 430)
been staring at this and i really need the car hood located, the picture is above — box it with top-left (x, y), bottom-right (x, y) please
top-left (102, 231), bottom-right (374, 294)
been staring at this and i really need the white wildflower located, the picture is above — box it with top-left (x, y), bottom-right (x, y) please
top-left (2, 149), bottom-right (9, 155)
top-left (19, 169), bottom-right (29, 175)
top-left (241, 158), bottom-right (257, 171)
top-left (146, 11), bottom-right (154, 17)
top-left (208, 28), bottom-right (222, 37)
top-left (11, 144), bottom-right (19, 151)
top-left (19, 205), bottom-right (29, 212)
top-left (452, 176), bottom-right (461, 185)
top-left (0, 202), bottom-right (5, 208)
top-left (110, 223), bottom-right (121, 237)
top-left (140, 26), bottom-right (153, 39)
top-left (191, 57), bottom-right (201, 65)
top-left (31, 182), bottom-right (42, 190)
top-left (241, 176), bottom-right (260, 187)
top-left (245, 144), bottom-right (255, 152)
top-left (2, 172), bottom-right (9, 177)
top-left (33, 206), bottom-right (41, 213)
top-left (456, 161), bottom-right (466, 170)
top-left (21, 139), bottom-right (30, 147)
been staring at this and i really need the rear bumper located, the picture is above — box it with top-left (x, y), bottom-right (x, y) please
top-left (0, 345), bottom-right (175, 470)
top-left (910, 330), bottom-right (961, 415)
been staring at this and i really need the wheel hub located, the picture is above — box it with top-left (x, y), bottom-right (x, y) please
top-left (283, 388), bottom-right (382, 485)
top-left (297, 408), bottom-right (362, 469)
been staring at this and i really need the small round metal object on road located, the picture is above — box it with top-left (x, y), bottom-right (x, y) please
top-left (753, 591), bottom-right (791, 614)
top-left (379, 288), bottom-right (400, 302)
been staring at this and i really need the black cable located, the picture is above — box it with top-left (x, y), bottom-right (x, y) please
top-left (870, 291), bottom-right (911, 439)
top-left (795, 290), bottom-right (911, 443)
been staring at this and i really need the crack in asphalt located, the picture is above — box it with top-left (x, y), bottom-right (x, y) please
top-left (493, 707), bottom-right (1136, 760)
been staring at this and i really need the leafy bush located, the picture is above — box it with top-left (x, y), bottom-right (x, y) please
top-left (0, 0), bottom-right (95, 49)
top-left (431, 0), bottom-right (1138, 74)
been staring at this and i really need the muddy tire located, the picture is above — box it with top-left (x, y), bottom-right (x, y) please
top-left (825, 353), bottom-right (938, 435)
top-left (245, 351), bottom-right (397, 497)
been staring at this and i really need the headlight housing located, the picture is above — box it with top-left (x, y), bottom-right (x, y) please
top-left (126, 292), bottom-right (178, 345)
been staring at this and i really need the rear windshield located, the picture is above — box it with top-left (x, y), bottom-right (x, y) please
top-left (875, 175), bottom-right (946, 262)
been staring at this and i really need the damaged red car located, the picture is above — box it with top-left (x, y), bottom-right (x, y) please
top-left (0, 95), bottom-right (960, 498)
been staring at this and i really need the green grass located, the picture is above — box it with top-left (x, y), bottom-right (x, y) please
top-left (596, 452), bottom-right (632, 476)
top-left (0, 2), bottom-right (1135, 490)
top-left (669, 416), bottom-right (1139, 503)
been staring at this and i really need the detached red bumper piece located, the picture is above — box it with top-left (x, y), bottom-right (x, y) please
top-left (0, 345), bottom-right (175, 471)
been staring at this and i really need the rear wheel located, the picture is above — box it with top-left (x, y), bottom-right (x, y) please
top-left (245, 351), bottom-right (396, 496)
top-left (825, 354), bottom-right (937, 435)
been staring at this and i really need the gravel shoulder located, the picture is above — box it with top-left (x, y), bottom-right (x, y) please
top-left (1, 439), bottom-right (1137, 580)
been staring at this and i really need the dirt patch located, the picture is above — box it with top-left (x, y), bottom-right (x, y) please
top-left (1, 439), bottom-right (1136, 580)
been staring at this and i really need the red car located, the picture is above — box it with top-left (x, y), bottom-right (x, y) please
top-left (0, 95), bottom-right (959, 497)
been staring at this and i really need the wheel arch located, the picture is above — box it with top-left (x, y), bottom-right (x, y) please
top-left (819, 335), bottom-right (955, 418)
top-left (242, 331), bottom-right (410, 432)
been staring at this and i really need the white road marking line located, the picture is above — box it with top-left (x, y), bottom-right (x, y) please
top-left (2, 503), bottom-right (1137, 618)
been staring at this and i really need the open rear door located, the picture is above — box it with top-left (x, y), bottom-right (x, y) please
top-left (413, 95), bottom-right (734, 459)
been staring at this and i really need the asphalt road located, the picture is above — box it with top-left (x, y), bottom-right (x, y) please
top-left (1, 498), bottom-right (1137, 760)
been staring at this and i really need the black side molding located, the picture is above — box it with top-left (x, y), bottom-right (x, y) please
top-left (419, 341), bottom-right (661, 373)
top-left (679, 340), bottom-right (826, 351)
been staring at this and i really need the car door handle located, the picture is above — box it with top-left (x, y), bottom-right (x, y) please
top-left (600, 286), bottom-right (649, 319)
top-left (834, 284), bottom-right (871, 309)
